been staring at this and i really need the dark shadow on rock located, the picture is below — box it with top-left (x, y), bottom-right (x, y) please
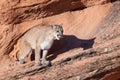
top-left (48, 35), bottom-right (96, 61)
top-left (30, 35), bottom-right (95, 61)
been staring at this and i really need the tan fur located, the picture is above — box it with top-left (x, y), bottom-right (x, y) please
top-left (18, 24), bottom-right (63, 66)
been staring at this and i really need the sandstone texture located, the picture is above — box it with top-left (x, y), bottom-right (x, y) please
top-left (0, 0), bottom-right (110, 24)
top-left (0, 0), bottom-right (120, 80)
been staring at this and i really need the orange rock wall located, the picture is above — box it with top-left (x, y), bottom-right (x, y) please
top-left (0, 0), bottom-right (111, 60)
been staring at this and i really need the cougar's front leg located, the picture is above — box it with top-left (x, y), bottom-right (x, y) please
top-left (35, 46), bottom-right (41, 66)
top-left (42, 50), bottom-right (50, 66)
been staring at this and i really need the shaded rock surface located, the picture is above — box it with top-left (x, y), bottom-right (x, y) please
top-left (0, 0), bottom-right (120, 80)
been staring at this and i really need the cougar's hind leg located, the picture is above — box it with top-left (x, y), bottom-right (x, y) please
top-left (19, 40), bottom-right (31, 64)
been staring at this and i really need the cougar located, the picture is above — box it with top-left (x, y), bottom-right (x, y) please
top-left (18, 24), bottom-right (63, 66)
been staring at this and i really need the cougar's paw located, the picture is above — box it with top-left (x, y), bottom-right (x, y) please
top-left (19, 59), bottom-right (25, 64)
top-left (42, 61), bottom-right (51, 67)
top-left (34, 62), bottom-right (41, 66)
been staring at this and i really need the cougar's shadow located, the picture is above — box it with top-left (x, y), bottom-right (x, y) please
top-left (48, 35), bottom-right (96, 61)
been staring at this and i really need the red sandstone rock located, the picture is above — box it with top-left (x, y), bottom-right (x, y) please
top-left (0, 0), bottom-right (110, 24)
top-left (0, 0), bottom-right (120, 80)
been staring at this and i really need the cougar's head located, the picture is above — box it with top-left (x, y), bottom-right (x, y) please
top-left (51, 24), bottom-right (63, 40)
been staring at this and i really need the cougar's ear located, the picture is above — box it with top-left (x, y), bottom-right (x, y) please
top-left (51, 24), bottom-right (56, 30)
